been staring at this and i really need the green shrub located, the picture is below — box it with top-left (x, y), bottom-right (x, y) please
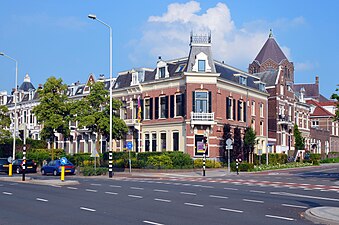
top-left (167, 152), bottom-right (194, 169)
top-left (81, 166), bottom-right (108, 176)
top-left (230, 162), bottom-right (254, 171)
top-left (320, 157), bottom-right (339, 163)
top-left (193, 159), bottom-right (222, 168)
top-left (146, 154), bottom-right (173, 169)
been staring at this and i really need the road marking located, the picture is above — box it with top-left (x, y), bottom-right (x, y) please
top-left (110, 185), bottom-right (121, 188)
top-left (181, 183), bottom-right (191, 186)
top-left (220, 208), bottom-right (243, 213)
top-left (86, 189), bottom-right (98, 193)
top-left (90, 183), bottom-right (102, 186)
top-left (2, 192), bottom-right (12, 195)
top-left (36, 198), bottom-right (48, 202)
top-left (270, 192), bottom-right (339, 202)
top-left (209, 195), bottom-right (228, 199)
top-left (282, 204), bottom-right (308, 209)
top-left (67, 187), bottom-right (78, 190)
top-left (243, 199), bottom-right (264, 203)
top-left (128, 195), bottom-right (143, 199)
top-left (50, 185), bottom-right (61, 188)
top-left (105, 192), bottom-right (118, 195)
top-left (143, 220), bottom-right (164, 225)
top-left (224, 187), bottom-right (238, 191)
top-left (249, 190), bottom-right (265, 194)
top-left (154, 198), bottom-right (171, 203)
top-left (184, 202), bottom-right (204, 207)
top-left (80, 207), bottom-right (96, 212)
top-left (153, 189), bottom-right (169, 193)
top-left (180, 192), bottom-right (196, 196)
top-left (265, 215), bottom-right (295, 221)
top-left (130, 187), bottom-right (144, 190)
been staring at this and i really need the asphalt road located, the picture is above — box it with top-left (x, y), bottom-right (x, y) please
top-left (0, 164), bottom-right (338, 225)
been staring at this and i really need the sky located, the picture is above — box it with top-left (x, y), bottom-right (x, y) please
top-left (0, 0), bottom-right (338, 98)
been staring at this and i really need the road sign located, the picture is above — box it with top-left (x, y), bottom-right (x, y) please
top-left (197, 141), bottom-right (205, 153)
top-left (226, 138), bottom-right (233, 149)
top-left (7, 156), bottom-right (12, 163)
top-left (127, 141), bottom-right (133, 151)
top-left (91, 149), bottom-right (99, 158)
top-left (60, 157), bottom-right (68, 165)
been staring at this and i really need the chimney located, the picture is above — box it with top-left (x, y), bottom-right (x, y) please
top-left (38, 84), bottom-right (43, 89)
top-left (315, 76), bottom-right (319, 85)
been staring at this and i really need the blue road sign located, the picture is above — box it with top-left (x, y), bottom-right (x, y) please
top-left (60, 157), bottom-right (68, 165)
top-left (127, 141), bottom-right (133, 150)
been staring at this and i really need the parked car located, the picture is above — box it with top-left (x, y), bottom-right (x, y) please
top-left (41, 159), bottom-right (75, 176)
top-left (0, 158), bottom-right (9, 174)
top-left (12, 159), bottom-right (37, 174)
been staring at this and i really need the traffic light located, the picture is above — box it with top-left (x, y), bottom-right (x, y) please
top-left (203, 136), bottom-right (207, 144)
top-left (19, 130), bottom-right (24, 140)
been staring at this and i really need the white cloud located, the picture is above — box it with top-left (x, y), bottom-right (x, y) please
top-left (295, 61), bottom-right (318, 71)
top-left (129, 1), bottom-right (304, 70)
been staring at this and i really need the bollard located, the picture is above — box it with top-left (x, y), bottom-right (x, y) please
top-left (61, 165), bottom-right (65, 182)
top-left (8, 163), bottom-right (12, 177)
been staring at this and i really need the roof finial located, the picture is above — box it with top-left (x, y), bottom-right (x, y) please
top-left (269, 29), bottom-right (273, 38)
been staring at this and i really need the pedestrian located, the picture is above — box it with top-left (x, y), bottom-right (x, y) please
top-left (236, 159), bottom-right (239, 175)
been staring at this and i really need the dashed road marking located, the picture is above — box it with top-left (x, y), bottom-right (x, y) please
top-left (265, 215), bottom-right (295, 221)
top-left (36, 198), bottom-right (48, 202)
top-left (110, 185), bottom-right (121, 188)
top-left (282, 204), bottom-right (307, 209)
top-left (130, 187), bottom-right (144, 190)
top-left (67, 187), bottom-right (78, 190)
top-left (180, 192), bottom-right (196, 196)
top-left (249, 190), bottom-right (265, 194)
top-left (153, 189), bottom-right (169, 193)
top-left (105, 192), bottom-right (118, 195)
top-left (80, 207), bottom-right (96, 212)
top-left (184, 202), bottom-right (204, 207)
top-left (243, 199), bottom-right (264, 203)
top-left (86, 189), bottom-right (98, 193)
top-left (2, 192), bottom-right (12, 195)
top-left (154, 198), bottom-right (171, 203)
top-left (143, 220), bottom-right (164, 225)
top-left (209, 195), bottom-right (228, 199)
top-left (220, 207), bottom-right (243, 213)
top-left (128, 195), bottom-right (143, 199)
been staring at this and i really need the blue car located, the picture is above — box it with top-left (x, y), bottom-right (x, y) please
top-left (41, 159), bottom-right (75, 176)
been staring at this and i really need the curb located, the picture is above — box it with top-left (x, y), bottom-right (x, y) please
top-left (304, 207), bottom-right (339, 225)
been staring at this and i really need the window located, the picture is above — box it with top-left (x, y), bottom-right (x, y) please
top-left (144, 99), bottom-right (150, 120)
top-left (145, 134), bottom-right (150, 152)
top-left (175, 64), bottom-right (186, 73)
top-left (226, 97), bottom-right (233, 119)
top-left (133, 100), bottom-right (138, 119)
top-left (251, 119), bottom-right (256, 132)
top-left (260, 121), bottom-right (264, 136)
top-left (24, 111), bottom-right (27, 123)
top-left (160, 96), bottom-right (168, 118)
top-left (121, 101), bottom-right (127, 120)
top-left (260, 103), bottom-right (264, 118)
top-left (195, 92), bottom-right (208, 113)
top-left (280, 85), bottom-right (284, 95)
top-left (259, 83), bottom-right (266, 92)
top-left (239, 76), bottom-right (247, 85)
top-left (152, 133), bottom-right (157, 152)
top-left (175, 94), bottom-right (182, 117)
top-left (161, 133), bottom-right (166, 152)
top-left (238, 100), bottom-right (243, 121)
top-left (251, 101), bottom-right (255, 116)
top-left (173, 132), bottom-right (179, 151)
top-left (312, 120), bottom-right (319, 128)
top-left (198, 60), bottom-right (206, 72)
top-left (159, 67), bottom-right (166, 78)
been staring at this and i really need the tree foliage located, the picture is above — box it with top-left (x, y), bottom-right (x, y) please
top-left (293, 124), bottom-right (305, 150)
top-left (32, 77), bottom-right (72, 141)
top-left (222, 124), bottom-right (232, 161)
top-left (0, 105), bottom-right (11, 142)
top-left (232, 127), bottom-right (242, 161)
top-left (331, 85), bottom-right (339, 122)
top-left (243, 126), bottom-right (257, 162)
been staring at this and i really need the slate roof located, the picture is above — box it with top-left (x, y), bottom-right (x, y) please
top-left (294, 83), bottom-right (319, 99)
top-left (254, 36), bottom-right (288, 65)
top-left (253, 70), bottom-right (278, 86)
top-left (19, 82), bottom-right (35, 92)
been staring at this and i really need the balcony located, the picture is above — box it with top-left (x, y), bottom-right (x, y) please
top-left (190, 112), bottom-right (215, 126)
top-left (124, 119), bottom-right (139, 126)
top-left (277, 114), bottom-right (292, 125)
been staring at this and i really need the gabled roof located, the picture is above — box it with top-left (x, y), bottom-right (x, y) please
top-left (294, 83), bottom-right (319, 99)
top-left (253, 69), bottom-right (279, 86)
top-left (306, 99), bottom-right (334, 117)
top-left (254, 32), bottom-right (288, 65)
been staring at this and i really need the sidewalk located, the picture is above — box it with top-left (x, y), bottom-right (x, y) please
top-left (304, 207), bottom-right (339, 225)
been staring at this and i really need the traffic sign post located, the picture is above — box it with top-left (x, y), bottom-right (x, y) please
top-left (225, 138), bottom-right (233, 174)
top-left (127, 141), bottom-right (133, 173)
top-left (60, 157), bottom-right (67, 182)
top-left (7, 157), bottom-right (12, 177)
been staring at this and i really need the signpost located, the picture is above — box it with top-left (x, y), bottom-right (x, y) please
top-left (91, 148), bottom-right (99, 172)
top-left (7, 157), bottom-right (12, 177)
top-left (127, 141), bottom-right (133, 173)
top-left (60, 157), bottom-right (67, 182)
top-left (225, 138), bottom-right (233, 174)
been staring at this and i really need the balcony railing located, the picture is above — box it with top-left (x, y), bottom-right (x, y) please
top-left (278, 115), bottom-right (292, 124)
top-left (124, 119), bottom-right (139, 126)
top-left (190, 112), bottom-right (215, 126)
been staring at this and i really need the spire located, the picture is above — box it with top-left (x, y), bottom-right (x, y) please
top-left (269, 29), bottom-right (273, 38)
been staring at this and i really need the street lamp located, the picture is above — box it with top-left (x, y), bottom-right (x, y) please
top-left (88, 14), bottom-right (113, 178)
top-left (0, 52), bottom-right (18, 160)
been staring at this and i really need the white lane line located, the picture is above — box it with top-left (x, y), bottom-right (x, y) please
top-left (209, 195), bottom-right (228, 199)
top-left (80, 207), bottom-right (96, 212)
top-left (181, 183), bottom-right (191, 186)
top-left (249, 190), bottom-right (265, 194)
top-left (184, 202), bottom-right (204, 207)
top-left (90, 183), bottom-right (102, 186)
top-left (243, 199), bottom-right (264, 203)
top-left (128, 195), bottom-right (143, 199)
top-left (265, 215), bottom-right (295, 221)
top-left (67, 187), bottom-right (78, 190)
top-left (282, 204), bottom-right (308, 209)
top-left (154, 198), bottom-right (171, 203)
top-left (220, 207), bottom-right (243, 213)
top-left (223, 187), bottom-right (238, 191)
top-left (36, 198), bottom-right (48, 202)
top-left (110, 185), bottom-right (121, 188)
top-left (153, 189), bottom-right (169, 193)
top-left (2, 192), bottom-right (12, 195)
top-left (180, 192), bottom-right (196, 196)
top-left (143, 220), bottom-right (164, 225)
top-left (105, 192), bottom-right (118, 195)
top-left (270, 191), bottom-right (339, 202)
top-left (130, 187), bottom-right (144, 190)
top-left (86, 189), bottom-right (98, 193)
top-left (50, 185), bottom-right (61, 188)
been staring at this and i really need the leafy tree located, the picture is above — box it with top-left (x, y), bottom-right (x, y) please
top-left (243, 126), bottom-right (257, 163)
top-left (222, 124), bottom-right (232, 161)
top-left (32, 77), bottom-right (72, 144)
top-left (72, 81), bottom-right (128, 152)
top-left (0, 105), bottom-right (11, 143)
top-left (331, 86), bottom-right (339, 122)
top-left (232, 127), bottom-right (242, 161)
top-left (293, 124), bottom-right (305, 150)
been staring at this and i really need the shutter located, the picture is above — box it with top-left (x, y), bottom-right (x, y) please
top-left (150, 98), bottom-right (153, 120)
top-left (233, 99), bottom-right (236, 120)
top-left (243, 101), bottom-right (247, 123)
top-left (208, 91), bottom-right (212, 113)
top-left (192, 91), bottom-right (195, 112)
top-left (238, 100), bottom-right (241, 121)
top-left (181, 93), bottom-right (186, 117)
top-left (155, 97), bottom-right (159, 119)
top-left (170, 95), bottom-right (174, 118)
top-left (140, 99), bottom-right (144, 120)
top-left (226, 97), bottom-right (229, 119)
top-left (165, 96), bottom-right (169, 118)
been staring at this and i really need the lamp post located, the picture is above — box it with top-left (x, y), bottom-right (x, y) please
top-left (88, 14), bottom-right (113, 178)
top-left (0, 52), bottom-right (18, 160)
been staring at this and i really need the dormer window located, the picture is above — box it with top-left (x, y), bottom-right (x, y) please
top-left (239, 76), bottom-right (247, 86)
top-left (175, 64), bottom-right (186, 73)
top-left (159, 67), bottom-right (166, 78)
top-left (198, 60), bottom-right (206, 72)
top-left (259, 83), bottom-right (266, 92)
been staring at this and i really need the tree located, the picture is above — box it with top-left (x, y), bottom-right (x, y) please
top-left (72, 81), bottom-right (128, 152)
top-left (293, 124), bottom-right (305, 151)
top-left (243, 126), bottom-right (257, 163)
top-left (232, 127), bottom-right (242, 161)
top-left (0, 105), bottom-right (11, 143)
top-left (331, 86), bottom-right (339, 122)
top-left (222, 124), bottom-right (232, 162)
top-left (32, 77), bottom-right (72, 144)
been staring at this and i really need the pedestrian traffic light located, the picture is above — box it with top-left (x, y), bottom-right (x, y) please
top-left (19, 130), bottom-right (24, 140)
top-left (203, 136), bottom-right (207, 144)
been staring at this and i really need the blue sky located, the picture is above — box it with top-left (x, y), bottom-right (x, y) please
top-left (1, 0), bottom-right (338, 98)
